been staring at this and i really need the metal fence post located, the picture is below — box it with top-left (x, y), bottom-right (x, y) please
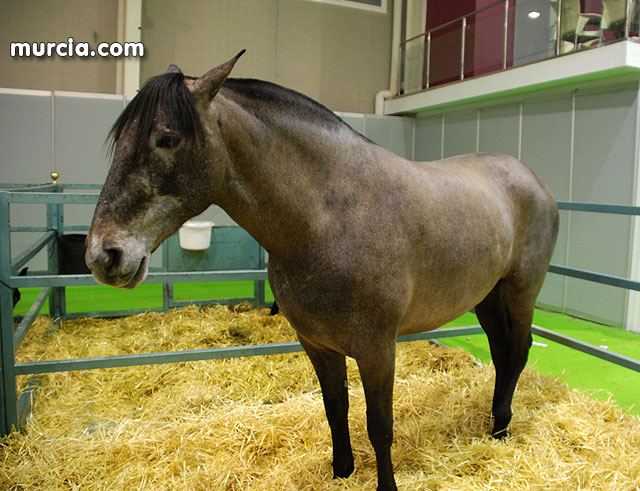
top-left (0, 192), bottom-right (18, 434)
top-left (47, 187), bottom-right (65, 322)
top-left (425, 32), bottom-right (431, 89)
top-left (503, 0), bottom-right (510, 69)
top-left (461, 17), bottom-right (467, 80)
top-left (624, 0), bottom-right (632, 38)
top-left (555, 0), bottom-right (563, 55)
top-left (254, 245), bottom-right (267, 306)
top-left (162, 240), bottom-right (174, 312)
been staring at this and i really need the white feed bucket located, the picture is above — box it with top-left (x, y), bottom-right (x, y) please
top-left (178, 221), bottom-right (215, 250)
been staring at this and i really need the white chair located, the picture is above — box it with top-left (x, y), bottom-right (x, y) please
top-left (552, 0), bottom-right (604, 50)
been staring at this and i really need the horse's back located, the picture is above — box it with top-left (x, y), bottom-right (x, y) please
top-left (414, 152), bottom-right (557, 237)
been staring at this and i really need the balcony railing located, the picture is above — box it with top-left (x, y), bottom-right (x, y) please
top-left (398, 0), bottom-right (640, 95)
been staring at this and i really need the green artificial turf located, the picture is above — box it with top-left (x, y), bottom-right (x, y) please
top-left (13, 282), bottom-right (276, 314)
top-left (13, 284), bottom-right (640, 415)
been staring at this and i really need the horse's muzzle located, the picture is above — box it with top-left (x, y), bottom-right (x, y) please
top-left (85, 233), bottom-right (149, 289)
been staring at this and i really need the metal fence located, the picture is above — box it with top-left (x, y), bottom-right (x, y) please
top-left (0, 184), bottom-right (268, 434)
top-left (1, 185), bottom-right (639, 436)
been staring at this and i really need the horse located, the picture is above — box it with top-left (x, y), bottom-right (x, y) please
top-left (85, 51), bottom-right (559, 490)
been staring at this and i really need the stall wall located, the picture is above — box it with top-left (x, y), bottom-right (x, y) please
top-left (414, 82), bottom-right (640, 327)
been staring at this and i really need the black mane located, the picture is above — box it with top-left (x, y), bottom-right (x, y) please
top-left (222, 78), bottom-right (373, 143)
top-left (107, 72), bottom-right (204, 159)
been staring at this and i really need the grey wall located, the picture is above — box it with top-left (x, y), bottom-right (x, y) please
top-left (141, 0), bottom-right (393, 114)
top-left (414, 82), bottom-right (640, 327)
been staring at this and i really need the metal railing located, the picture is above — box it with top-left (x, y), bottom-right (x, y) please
top-left (399, 0), bottom-right (639, 95)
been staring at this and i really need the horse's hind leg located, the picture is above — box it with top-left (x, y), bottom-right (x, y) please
top-left (475, 279), bottom-right (534, 438)
top-left (356, 341), bottom-right (398, 491)
top-left (297, 336), bottom-right (354, 478)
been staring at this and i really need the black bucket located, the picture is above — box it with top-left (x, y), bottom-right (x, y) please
top-left (57, 234), bottom-right (91, 274)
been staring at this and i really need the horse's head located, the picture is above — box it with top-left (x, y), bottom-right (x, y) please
top-left (85, 51), bottom-right (244, 288)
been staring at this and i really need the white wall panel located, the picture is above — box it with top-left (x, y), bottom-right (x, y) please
top-left (0, 91), bottom-right (52, 184)
top-left (478, 104), bottom-right (520, 158)
top-left (521, 97), bottom-right (574, 310)
top-left (414, 114), bottom-right (443, 161)
top-left (443, 110), bottom-right (477, 157)
top-left (363, 115), bottom-right (414, 159)
top-left (564, 86), bottom-right (638, 325)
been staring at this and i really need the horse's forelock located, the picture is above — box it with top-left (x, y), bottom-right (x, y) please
top-left (106, 72), bottom-right (204, 160)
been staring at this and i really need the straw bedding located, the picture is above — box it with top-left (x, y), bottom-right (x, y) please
top-left (1, 305), bottom-right (639, 490)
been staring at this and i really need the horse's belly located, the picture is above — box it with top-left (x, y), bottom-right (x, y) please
top-left (397, 232), bottom-right (512, 336)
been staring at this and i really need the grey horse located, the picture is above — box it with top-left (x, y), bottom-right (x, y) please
top-left (85, 51), bottom-right (558, 490)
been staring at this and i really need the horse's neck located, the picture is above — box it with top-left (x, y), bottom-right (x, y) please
top-left (213, 94), bottom-right (368, 259)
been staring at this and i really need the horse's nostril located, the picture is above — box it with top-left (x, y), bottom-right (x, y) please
top-left (104, 247), bottom-right (122, 273)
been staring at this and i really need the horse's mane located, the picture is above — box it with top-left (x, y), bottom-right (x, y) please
top-left (107, 72), bottom-right (204, 159)
top-left (222, 78), bottom-right (374, 143)
top-left (107, 72), bottom-right (372, 158)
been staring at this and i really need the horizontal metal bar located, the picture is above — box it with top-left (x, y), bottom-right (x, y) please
top-left (13, 225), bottom-right (89, 233)
top-left (532, 325), bottom-right (640, 372)
top-left (9, 269), bottom-right (269, 288)
top-left (60, 184), bottom-right (103, 190)
top-left (0, 184), bottom-right (59, 192)
top-left (548, 264), bottom-right (640, 291)
top-left (14, 287), bottom-right (50, 350)
top-left (9, 226), bottom-right (48, 233)
top-left (401, 0), bottom-right (504, 45)
top-left (15, 342), bottom-right (306, 375)
top-left (11, 231), bottom-right (56, 275)
top-left (398, 325), bottom-right (483, 342)
top-left (556, 201), bottom-right (640, 215)
top-left (2, 192), bottom-right (99, 204)
top-left (14, 325), bottom-right (483, 376)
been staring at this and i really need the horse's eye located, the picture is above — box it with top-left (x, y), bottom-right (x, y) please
top-left (155, 135), bottom-right (180, 149)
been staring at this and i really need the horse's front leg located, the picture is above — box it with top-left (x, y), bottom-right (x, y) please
top-left (298, 335), bottom-right (354, 478)
top-left (356, 340), bottom-right (398, 491)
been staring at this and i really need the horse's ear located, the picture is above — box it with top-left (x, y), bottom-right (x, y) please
top-left (167, 64), bottom-right (182, 74)
top-left (191, 49), bottom-right (246, 102)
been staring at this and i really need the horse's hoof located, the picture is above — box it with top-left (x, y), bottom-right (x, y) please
top-left (376, 483), bottom-right (398, 491)
top-left (332, 460), bottom-right (355, 479)
top-left (491, 426), bottom-right (509, 439)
